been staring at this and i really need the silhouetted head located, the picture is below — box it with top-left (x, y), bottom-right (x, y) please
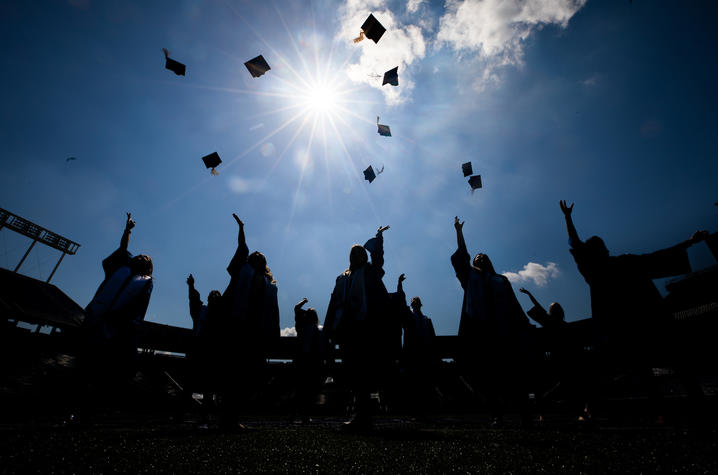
top-left (585, 236), bottom-right (609, 259)
top-left (472, 253), bottom-right (496, 274)
top-left (130, 254), bottom-right (153, 277)
top-left (305, 308), bottom-right (319, 326)
top-left (248, 251), bottom-right (276, 283)
top-left (548, 302), bottom-right (565, 322)
top-left (207, 290), bottom-right (222, 308)
top-left (349, 244), bottom-right (368, 271)
top-left (410, 296), bottom-right (422, 312)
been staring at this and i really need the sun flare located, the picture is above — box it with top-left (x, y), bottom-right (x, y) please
top-left (302, 83), bottom-right (340, 115)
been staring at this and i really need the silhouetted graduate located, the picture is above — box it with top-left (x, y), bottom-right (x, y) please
top-left (85, 213), bottom-right (153, 380)
top-left (451, 216), bottom-right (531, 426)
top-left (560, 200), bottom-right (708, 414)
top-left (293, 298), bottom-right (324, 423)
top-left (187, 274), bottom-right (223, 421)
top-left (397, 274), bottom-right (438, 415)
top-left (519, 287), bottom-right (588, 421)
top-left (219, 213), bottom-right (280, 430)
top-left (324, 225), bottom-right (391, 430)
top-left (560, 200), bottom-right (706, 356)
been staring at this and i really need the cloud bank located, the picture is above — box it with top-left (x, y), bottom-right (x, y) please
top-left (339, 0), bottom-right (586, 101)
top-left (338, 0), bottom-right (427, 105)
top-left (503, 261), bottom-right (560, 287)
top-left (281, 327), bottom-right (297, 337)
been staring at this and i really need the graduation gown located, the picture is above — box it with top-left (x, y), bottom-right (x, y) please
top-left (570, 240), bottom-right (691, 355)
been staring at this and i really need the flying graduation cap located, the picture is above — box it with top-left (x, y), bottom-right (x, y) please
top-left (66, 156), bottom-right (77, 162)
top-left (468, 175), bottom-right (482, 192)
top-left (162, 48), bottom-right (186, 76)
top-left (377, 116), bottom-right (391, 137)
top-left (363, 166), bottom-right (376, 183)
top-left (353, 14), bottom-right (386, 44)
top-left (461, 162), bottom-right (473, 177)
top-left (202, 152), bottom-right (222, 176)
top-left (382, 67), bottom-right (398, 86)
top-left (244, 55), bottom-right (271, 78)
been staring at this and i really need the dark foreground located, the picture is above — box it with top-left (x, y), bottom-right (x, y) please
top-left (2, 414), bottom-right (717, 474)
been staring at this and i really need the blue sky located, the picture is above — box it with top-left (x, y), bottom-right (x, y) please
top-left (1, 0), bottom-right (716, 335)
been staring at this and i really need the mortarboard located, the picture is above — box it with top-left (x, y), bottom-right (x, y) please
top-left (66, 156), bottom-right (77, 162)
top-left (363, 166), bottom-right (376, 183)
top-left (202, 152), bottom-right (222, 176)
top-left (382, 67), bottom-right (398, 86)
top-left (244, 55), bottom-right (271, 78)
top-left (377, 116), bottom-right (391, 137)
top-left (163, 48), bottom-right (186, 76)
top-left (462, 162), bottom-right (473, 177)
top-left (353, 14), bottom-right (386, 44)
top-left (468, 175), bottom-right (482, 191)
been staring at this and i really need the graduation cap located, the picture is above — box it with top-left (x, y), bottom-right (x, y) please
top-left (202, 152), bottom-right (222, 176)
top-left (377, 116), bottom-right (391, 137)
top-left (66, 156), bottom-right (77, 162)
top-left (353, 14), bottom-right (386, 44)
top-left (244, 55), bottom-right (271, 78)
top-left (382, 67), bottom-right (398, 86)
top-left (461, 162), bottom-right (473, 177)
top-left (468, 175), bottom-right (482, 191)
top-left (162, 48), bottom-right (186, 76)
top-left (363, 166), bottom-right (376, 183)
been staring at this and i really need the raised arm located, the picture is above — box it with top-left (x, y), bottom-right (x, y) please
top-left (120, 212), bottom-right (135, 252)
top-left (368, 225), bottom-right (389, 273)
top-left (454, 216), bottom-right (466, 253)
top-left (227, 213), bottom-right (249, 276)
top-left (187, 274), bottom-right (203, 323)
top-left (559, 201), bottom-right (581, 247)
top-left (519, 287), bottom-right (540, 308)
top-left (451, 217), bottom-right (470, 287)
top-left (233, 213), bottom-right (246, 247)
top-left (397, 273), bottom-right (406, 295)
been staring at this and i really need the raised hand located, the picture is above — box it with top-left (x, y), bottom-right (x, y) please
top-left (398, 273), bottom-right (406, 284)
top-left (519, 287), bottom-right (529, 295)
top-left (454, 216), bottom-right (464, 231)
top-left (187, 274), bottom-right (194, 287)
top-left (377, 225), bottom-right (390, 235)
top-left (559, 200), bottom-right (574, 217)
top-left (232, 213), bottom-right (244, 227)
top-left (125, 212), bottom-right (135, 230)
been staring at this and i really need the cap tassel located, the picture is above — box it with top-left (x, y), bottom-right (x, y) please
top-left (162, 48), bottom-right (170, 59)
top-left (211, 168), bottom-right (219, 176)
top-left (353, 30), bottom-right (365, 43)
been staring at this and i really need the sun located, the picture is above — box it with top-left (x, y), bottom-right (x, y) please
top-left (301, 82), bottom-right (340, 116)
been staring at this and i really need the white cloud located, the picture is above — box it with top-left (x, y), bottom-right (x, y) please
top-left (503, 261), bottom-right (560, 287)
top-left (407, 0), bottom-right (425, 14)
top-left (436, 0), bottom-right (586, 91)
top-left (281, 327), bottom-right (297, 337)
top-left (338, 1), bottom-right (427, 105)
top-left (227, 176), bottom-right (265, 194)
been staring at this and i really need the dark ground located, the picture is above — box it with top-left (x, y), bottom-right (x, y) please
top-left (2, 414), bottom-right (717, 474)
top-left (2, 339), bottom-right (718, 473)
